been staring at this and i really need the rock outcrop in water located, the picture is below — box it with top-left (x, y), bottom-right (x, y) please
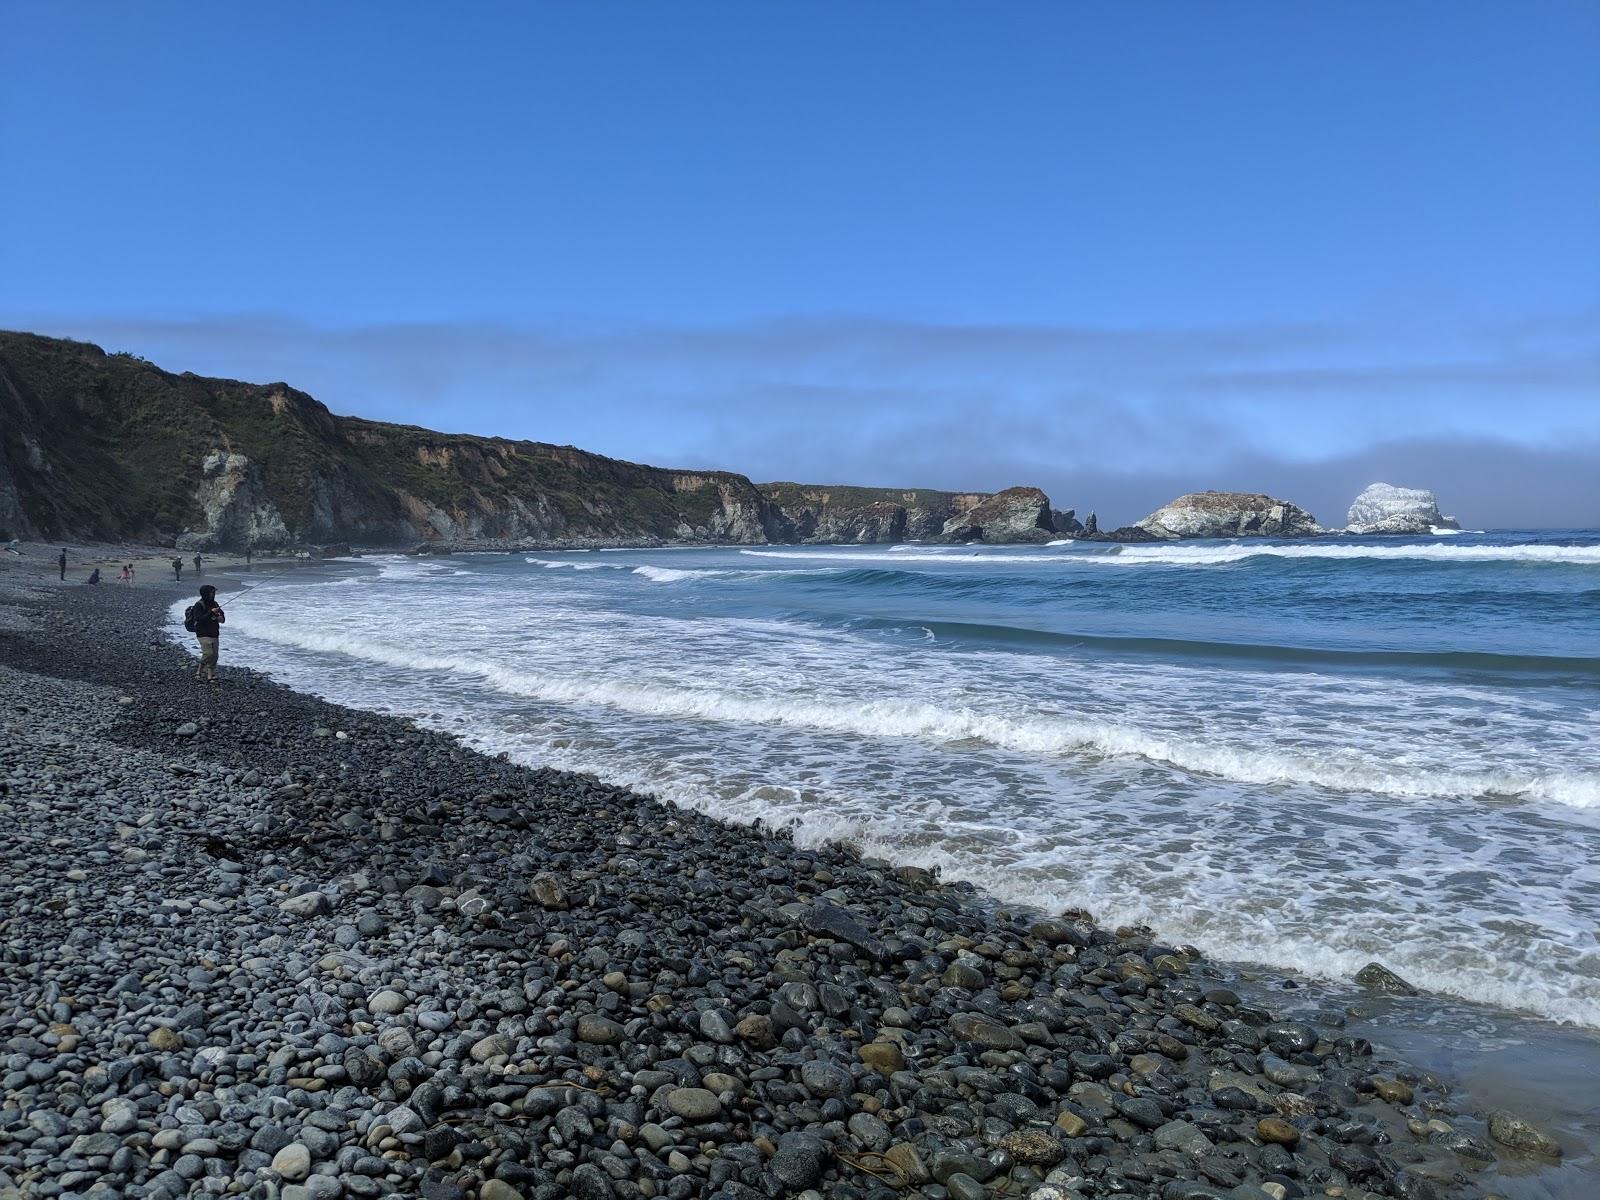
top-left (1133, 491), bottom-right (1323, 540)
top-left (940, 486), bottom-right (1056, 542)
top-left (754, 483), bottom-right (987, 544)
top-left (0, 332), bottom-right (1074, 549)
top-left (1345, 483), bottom-right (1460, 535)
top-left (1050, 508), bottom-right (1084, 536)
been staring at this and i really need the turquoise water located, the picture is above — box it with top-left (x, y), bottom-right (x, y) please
top-left (223, 531), bottom-right (1600, 1032)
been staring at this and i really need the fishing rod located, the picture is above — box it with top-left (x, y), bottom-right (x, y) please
top-left (213, 564), bottom-right (306, 609)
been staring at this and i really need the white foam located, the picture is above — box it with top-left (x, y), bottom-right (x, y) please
top-left (352, 707), bottom-right (1600, 1028)
top-left (525, 557), bottom-right (624, 571)
top-left (633, 565), bottom-right (718, 583)
top-left (740, 542), bottom-right (1600, 566)
top-left (374, 557), bottom-right (449, 579)
top-left (741, 549), bottom-right (1070, 564)
top-left (231, 617), bottom-right (1600, 809)
top-left (1110, 542), bottom-right (1600, 566)
top-left (221, 551), bottom-right (1600, 1032)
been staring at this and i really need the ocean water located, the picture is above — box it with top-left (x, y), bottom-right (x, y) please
top-left (215, 532), bottom-right (1600, 1032)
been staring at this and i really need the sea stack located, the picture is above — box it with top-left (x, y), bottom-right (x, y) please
top-left (1133, 491), bottom-right (1322, 540)
top-left (1345, 483), bottom-right (1460, 534)
top-left (939, 486), bottom-right (1056, 542)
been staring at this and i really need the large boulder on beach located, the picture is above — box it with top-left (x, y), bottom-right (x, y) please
top-left (1134, 491), bottom-right (1322, 540)
top-left (1345, 483), bottom-right (1459, 535)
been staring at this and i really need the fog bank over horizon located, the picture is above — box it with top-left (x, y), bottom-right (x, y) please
top-left (7, 313), bottom-right (1598, 530)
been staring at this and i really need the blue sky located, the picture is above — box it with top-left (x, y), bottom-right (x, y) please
top-left (3, 2), bottom-right (1597, 525)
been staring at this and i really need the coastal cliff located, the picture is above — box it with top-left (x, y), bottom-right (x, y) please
top-left (753, 483), bottom-right (987, 544)
top-left (2, 332), bottom-right (1462, 551)
top-left (1, 332), bottom-right (1073, 549)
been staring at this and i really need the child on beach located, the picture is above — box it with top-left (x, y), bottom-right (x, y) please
top-left (118, 564), bottom-right (129, 585)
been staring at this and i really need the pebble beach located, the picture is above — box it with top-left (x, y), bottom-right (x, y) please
top-left (0, 550), bottom-right (1574, 1200)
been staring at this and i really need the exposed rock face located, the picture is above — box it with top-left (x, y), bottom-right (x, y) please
top-left (1096, 523), bottom-right (1162, 543)
top-left (1050, 508), bottom-right (1084, 536)
top-left (0, 331), bottom-right (1068, 549)
top-left (756, 484), bottom-right (988, 544)
top-left (175, 451), bottom-right (292, 551)
top-left (0, 454), bottom-right (29, 540)
top-left (941, 487), bottom-right (1055, 542)
top-left (1135, 491), bottom-right (1322, 540)
top-left (1345, 483), bottom-right (1459, 535)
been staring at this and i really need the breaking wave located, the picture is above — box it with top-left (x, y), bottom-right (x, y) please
top-left (741, 542), bottom-right (1600, 567)
top-left (524, 557), bottom-right (627, 571)
top-left (233, 618), bottom-right (1600, 810)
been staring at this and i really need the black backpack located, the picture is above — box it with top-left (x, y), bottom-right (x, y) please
top-left (183, 603), bottom-right (202, 633)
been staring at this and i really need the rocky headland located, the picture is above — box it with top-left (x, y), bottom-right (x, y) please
top-left (3, 332), bottom-right (1467, 554)
top-left (1125, 495), bottom-right (1323, 542)
top-left (0, 558), bottom-right (1567, 1200)
top-left (0, 333), bottom-right (1081, 553)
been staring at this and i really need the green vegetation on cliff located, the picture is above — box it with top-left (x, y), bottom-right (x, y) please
top-left (0, 331), bottom-right (1063, 548)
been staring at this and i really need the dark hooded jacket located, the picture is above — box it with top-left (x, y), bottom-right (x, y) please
top-left (192, 587), bottom-right (225, 638)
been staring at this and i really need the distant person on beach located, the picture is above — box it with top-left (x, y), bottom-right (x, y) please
top-left (118, 564), bottom-right (129, 585)
top-left (87, 568), bottom-right (100, 585)
top-left (128, 563), bottom-right (136, 586)
top-left (58, 549), bottom-right (66, 580)
top-left (184, 584), bottom-right (226, 682)
top-left (245, 547), bottom-right (252, 565)
top-left (194, 553), bottom-right (203, 575)
top-left (172, 556), bottom-right (183, 580)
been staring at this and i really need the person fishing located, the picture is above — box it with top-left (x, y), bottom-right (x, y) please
top-left (172, 556), bottom-right (183, 580)
top-left (193, 553), bottom-right (203, 576)
top-left (183, 584), bottom-right (226, 683)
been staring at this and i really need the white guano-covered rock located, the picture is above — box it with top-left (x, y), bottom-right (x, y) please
top-left (1345, 483), bottom-right (1459, 534)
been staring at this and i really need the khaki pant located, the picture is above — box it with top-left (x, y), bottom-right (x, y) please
top-left (196, 636), bottom-right (219, 680)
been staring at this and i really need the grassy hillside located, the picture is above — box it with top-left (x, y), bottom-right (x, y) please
top-left (0, 332), bottom-right (770, 545)
top-left (0, 331), bottom-right (1055, 548)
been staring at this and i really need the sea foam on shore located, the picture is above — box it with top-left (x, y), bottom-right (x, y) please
top-left (3, 567), bottom-right (1575, 1198)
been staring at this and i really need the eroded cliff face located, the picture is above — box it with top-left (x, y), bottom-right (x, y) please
top-left (756, 484), bottom-right (991, 544)
top-left (0, 331), bottom-right (1069, 549)
top-left (940, 487), bottom-right (1055, 542)
top-left (175, 452), bottom-right (292, 551)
